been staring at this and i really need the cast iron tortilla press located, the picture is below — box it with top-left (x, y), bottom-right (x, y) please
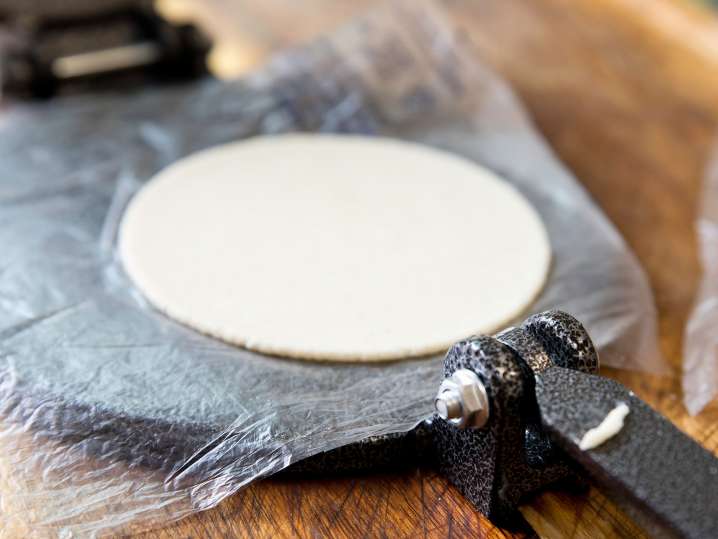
top-left (289, 311), bottom-right (718, 538)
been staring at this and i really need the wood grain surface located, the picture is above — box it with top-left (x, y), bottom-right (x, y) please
top-left (139, 1), bottom-right (718, 537)
top-left (6, 0), bottom-right (718, 537)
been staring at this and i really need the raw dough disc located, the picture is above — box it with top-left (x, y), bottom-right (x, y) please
top-left (119, 134), bottom-right (550, 361)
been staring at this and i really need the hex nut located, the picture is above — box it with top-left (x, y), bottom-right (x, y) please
top-left (435, 368), bottom-right (489, 429)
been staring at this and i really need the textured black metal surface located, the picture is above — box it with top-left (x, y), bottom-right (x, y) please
top-left (284, 420), bottom-right (436, 477)
top-left (432, 334), bottom-right (580, 529)
top-left (522, 310), bottom-right (600, 374)
top-left (536, 366), bottom-right (718, 539)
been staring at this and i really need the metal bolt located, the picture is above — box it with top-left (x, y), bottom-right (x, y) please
top-left (434, 368), bottom-right (489, 429)
top-left (435, 392), bottom-right (463, 420)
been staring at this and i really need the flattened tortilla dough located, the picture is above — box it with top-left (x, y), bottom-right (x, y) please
top-left (119, 134), bottom-right (551, 361)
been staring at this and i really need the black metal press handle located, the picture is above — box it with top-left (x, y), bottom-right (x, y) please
top-left (535, 365), bottom-right (718, 539)
top-left (284, 310), bottom-right (718, 538)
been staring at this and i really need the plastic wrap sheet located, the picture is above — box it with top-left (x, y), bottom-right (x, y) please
top-left (684, 153), bottom-right (718, 415)
top-left (0, 1), bottom-right (662, 536)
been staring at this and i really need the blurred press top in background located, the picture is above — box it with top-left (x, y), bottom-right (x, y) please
top-left (0, 0), bottom-right (372, 99)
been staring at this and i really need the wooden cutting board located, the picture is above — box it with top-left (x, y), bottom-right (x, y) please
top-left (126, 1), bottom-right (718, 537)
top-left (8, 0), bottom-right (718, 537)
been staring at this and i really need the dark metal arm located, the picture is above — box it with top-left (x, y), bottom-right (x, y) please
top-left (535, 366), bottom-right (718, 539)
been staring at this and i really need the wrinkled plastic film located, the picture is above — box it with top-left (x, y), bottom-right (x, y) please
top-left (0, 1), bottom-right (661, 537)
top-left (683, 152), bottom-right (718, 415)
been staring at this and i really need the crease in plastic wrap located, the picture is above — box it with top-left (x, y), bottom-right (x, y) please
top-left (684, 152), bottom-right (718, 415)
top-left (0, 1), bottom-right (662, 536)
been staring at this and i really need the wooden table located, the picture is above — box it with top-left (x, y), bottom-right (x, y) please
top-left (7, 0), bottom-right (718, 537)
top-left (134, 1), bottom-right (718, 537)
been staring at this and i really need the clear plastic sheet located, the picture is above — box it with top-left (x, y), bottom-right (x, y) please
top-left (0, 1), bottom-right (662, 536)
top-left (684, 153), bottom-right (718, 415)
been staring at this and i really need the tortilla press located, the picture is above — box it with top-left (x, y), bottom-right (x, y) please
top-left (288, 311), bottom-right (718, 538)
